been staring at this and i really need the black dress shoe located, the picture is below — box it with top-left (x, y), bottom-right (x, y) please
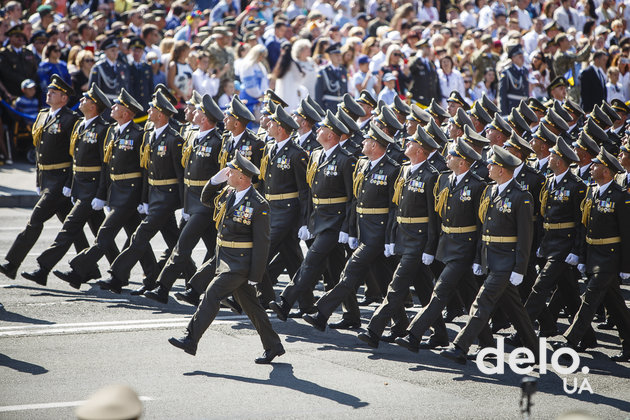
top-left (96, 278), bottom-right (122, 294)
top-left (221, 296), bottom-right (242, 314)
top-left (610, 351), bottom-right (630, 362)
top-left (85, 267), bottom-right (102, 281)
top-left (0, 262), bottom-right (18, 280)
top-left (53, 269), bottom-right (82, 289)
top-left (395, 335), bottom-right (420, 353)
top-left (440, 346), bottom-right (467, 365)
top-left (418, 337), bottom-right (449, 349)
top-left (328, 319), bottom-right (361, 330)
top-left (144, 286), bottom-right (169, 304)
top-left (357, 296), bottom-right (382, 306)
top-left (130, 284), bottom-right (157, 296)
top-left (303, 312), bottom-right (327, 332)
top-left (174, 289), bottom-right (200, 306)
top-left (168, 335), bottom-right (197, 356)
top-left (443, 306), bottom-right (464, 322)
top-left (597, 320), bottom-right (616, 330)
top-left (380, 330), bottom-right (406, 343)
top-left (357, 330), bottom-right (380, 348)
top-left (269, 299), bottom-right (290, 322)
top-left (21, 268), bottom-right (48, 286)
top-left (255, 344), bottom-right (285, 364)
top-left (288, 307), bottom-right (317, 318)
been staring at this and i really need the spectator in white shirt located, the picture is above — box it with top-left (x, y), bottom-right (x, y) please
top-left (417, 0), bottom-right (439, 22)
top-left (553, 0), bottom-right (581, 32)
top-left (193, 51), bottom-right (220, 97)
top-left (606, 66), bottom-right (626, 102)
top-left (438, 56), bottom-right (465, 108)
top-left (516, 0), bottom-right (533, 31)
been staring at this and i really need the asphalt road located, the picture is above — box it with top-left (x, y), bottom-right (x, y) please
top-left (1, 207), bottom-right (630, 419)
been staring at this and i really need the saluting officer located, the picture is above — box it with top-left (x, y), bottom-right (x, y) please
top-left (88, 36), bottom-right (130, 103)
top-left (441, 146), bottom-right (538, 364)
top-left (22, 84), bottom-right (119, 286)
top-left (169, 153), bottom-right (285, 364)
top-left (0, 76), bottom-right (86, 280)
top-left (315, 44), bottom-right (348, 113)
top-left (97, 92), bottom-right (184, 294)
top-left (302, 123), bottom-right (400, 332)
top-left (561, 148), bottom-right (630, 362)
top-left (499, 44), bottom-right (529, 116)
top-left (54, 89), bottom-right (157, 289)
top-left (269, 111), bottom-right (356, 321)
top-left (144, 94), bottom-right (225, 304)
top-left (357, 127), bottom-right (441, 347)
top-left (396, 138), bottom-right (487, 352)
top-left (293, 98), bottom-right (323, 155)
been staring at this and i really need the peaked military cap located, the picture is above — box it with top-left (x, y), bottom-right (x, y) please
top-left (600, 101), bottom-right (620, 123)
top-left (550, 136), bottom-right (579, 163)
top-left (584, 117), bottom-right (609, 145)
top-left (114, 88), bottom-right (144, 115)
top-left (450, 137), bottom-right (481, 163)
top-left (272, 103), bottom-right (299, 131)
top-left (425, 117), bottom-right (449, 146)
top-left (610, 99), bottom-right (630, 114)
top-left (198, 94), bottom-right (224, 122)
top-left (480, 93), bottom-right (500, 117)
top-left (592, 146), bottom-right (624, 173)
top-left (378, 106), bottom-right (404, 131)
top-left (261, 99), bottom-right (274, 116)
top-left (408, 104), bottom-right (431, 124)
top-left (101, 35), bottom-right (118, 50)
top-left (488, 144), bottom-right (522, 169)
top-left (427, 98), bottom-right (450, 121)
top-left (227, 96), bottom-right (255, 122)
top-left (374, 99), bottom-right (387, 115)
top-left (547, 76), bottom-right (568, 95)
top-left (154, 83), bottom-right (178, 107)
top-left (357, 90), bottom-right (377, 108)
top-left (305, 95), bottom-right (325, 118)
top-left (228, 150), bottom-right (260, 178)
top-left (265, 89), bottom-right (288, 108)
top-left (295, 99), bottom-right (322, 124)
top-left (128, 37), bottom-right (146, 49)
top-left (393, 95), bottom-right (411, 116)
top-left (367, 121), bottom-right (394, 147)
top-left (6, 24), bottom-right (26, 39)
top-left (83, 83), bottom-right (111, 109)
top-left (151, 91), bottom-right (177, 116)
top-left (505, 131), bottom-right (534, 156)
top-left (572, 131), bottom-right (600, 156)
top-left (471, 101), bottom-right (492, 125)
top-left (30, 30), bottom-right (48, 44)
top-left (563, 98), bottom-right (584, 117)
top-left (321, 110), bottom-right (349, 136)
top-left (541, 108), bottom-right (569, 132)
top-left (336, 109), bottom-right (359, 133)
top-left (527, 97), bottom-right (547, 114)
top-left (48, 74), bottom-right (74, 97)
top-left (325, 43), bottom-right (341, 54)
top-left (410, 126), bottom-right (440, 150)
top-left (186, 90), bottom-right (202, 107)
top-left (489, 114), bottom-right (512, 137)
top-left (452, 107), bottom-right (474, 130)
top-left (507, 44), bottom-right (524, 59)
top-left (518, 100), bottom-right (538, 125)
top-left (508, 108), bottom-right (531, 134)
top-left (338, 93), bottom-right (365, 119)
top-left (552, 100), bottom-right (572, 123)
top-left (543, 20), bottom-right (560, 32)
top-left (533, 123), bottom-right (558, 146)
top-left (446, 90), bottom-right (470, 111)
top-left (462, 125), bottom-right (489, 147)
top-left (589, 105), bottom-right (613, 129)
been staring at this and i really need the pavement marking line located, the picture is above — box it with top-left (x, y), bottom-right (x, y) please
top-left (0, 317), bottom-right (191, 330)
top-left (0, 397), bottom-right (153, 412)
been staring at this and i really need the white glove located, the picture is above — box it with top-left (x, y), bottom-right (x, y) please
top-left (62, 186), bottom-right (71, 197)
top-left (565, 253), bottom-right (579, 266)
top-left (35, 186), bottom-right (41, 195)
top-left (577, 264), bottom-right (586, 274)
top-left (422, 253), bottom-right (434, 265)
top-left (91, 198), bottom-right (105, 211)
top-left (71, 197), bottom-right (76, 204)
top-left (298, 225), bottom-right (312, 241)
top-left (104, 206), bottom-right (111, 213)
top-left (142, 203), bottom-right (149, 214)
top-left (137, 204), bottom-right (145, 214)
top-left (182, 212), bottom-right (191, 221)
top-left (509, 272), bottom-right (524, 286)
top-left (620, 273), bottom-right (630, 280)
top-left (536, 247), bottom-right (542, 258)
top-left (348, 237), bottom-right (359, 249)
top-left (384, 243), bottom-right (395, 257)
top-left (473, 263), bottom-right (483, 276)
top-left (248, 280), bottom-right (257, 285)
top-left (211, 167), bottom-right (230, 184)
top-left (338, 231), bottom-right (349, 244)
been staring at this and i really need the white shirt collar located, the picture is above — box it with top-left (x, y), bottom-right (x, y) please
top-left (197, 128), bottom-right (214, 139)
top-left (537, 156), bottom-right (549, 168)
top-left (598, 179), bottom-right (613, 195)
top-left (339, 138), bottom-right (348, 147)
top-left (554, 168), bottom-right (569, 183)
top-left (324, 144), bottom-right (338, 160)
top-left (153, 123), bottom-right (168, 138)
top-left (513, 162), bottom-right (525, 178)
top-left (298, 130), bottom-right (312, 145)
top-left (271, 137), bottom-right (290, 155)
top-left (410, 160), bottom-right (425, 173)
top-left (497, 178), bottom-right (512, 195)
top-left (48, 107), bottom-right (62, 118)
top-left (232, 130), bottom-right (245, 145)
top-left (359, 119), bottom-right (371, 129)
top-left (82, 115), bottom-right (98, 129)
top-left (579, 163), bottom-right (591, 176)
top-left (456, 169), bottom-right (469, 185)
top-left (233, 185), bottom-right (251, 205)
top-left (117, 120), bottom-right (131, 133)
top-left (370, 153), bottom-right (385, 169)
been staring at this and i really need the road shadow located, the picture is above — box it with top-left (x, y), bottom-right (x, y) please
top-left (0, 306), bottom-right (54, 325)
top-left (0, 353), bottom-right (48, 375)
top-left (184, 363), bottom-right (369, 409)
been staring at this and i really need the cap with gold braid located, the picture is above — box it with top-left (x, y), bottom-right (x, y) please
top-left (393, 95), bottom-right (411, 117)
top-left (518, 100), bottom-right (538, 125)
top-left (48, 74), bottom-right (74, 97)
top-left (504, 131), bottom-right (534, 155)
top-left (552, 100), bottom-right (572, 124)
top-left (306, 95), bottom-right (325, 118)
top-left (410, 126), bottom-right (440, 150)
top-left (408, 104), bottom-right (431, 124)
top-left (336, 109), bottom-right (358, 133)
top-left (589, 105), bottom-right (613, 129)
top-left (154, 83), bottom-right (178, 107)
top-left (272, 103), bottom-right (300, 131)
top-left (533, 123), bottom-right (558, 146)
top-left (546, 76), bottom-right (568, 96)
top-left (227, 96), bottom-right (255, 123)
top-left (321, 110), bottom-right (349, 136)
top-left (572, 131), bottom-right (599, 156)
top-left (427, 98), bottom-right (450, 122)
top-left (462, 125), bottom-right (489, 148)
top-left (489, 114), bottom-right (512, 137)
top-left (550, 136), bottom-right (579, 163)
top-left (446, 90), bottom-right (470, 111)
top-left (83, 83), bottom-right (111, 109)
top-left (541, 108), bottom-right (569, 133)
top-left (450, 137), bottom-right (481, 163)
top-left (339, 93), bottom-right (366, 120)
top-left (265, 89), bottom-right (289, 109)
top-left (367, 121), bottom-right (394, 147)
top-left (508, 108), bottom-right (531, 135)
top-left (480, 93), bottom-right (500, 117)
top-left (451, 107), bottom-right (474, 130)
top-left (471, 101), bottom-right (492, 126)
top-left (425, 117), bottom-right (449, 147)
top-left (488, 144), bottom-right (522, 170)
top-left (228, 150), bottom-right (260, 178)
top-left (113, 88), bottom-right (144, 115)
top-left (583, 117), bottom-right (609, 145)
top-left (357, 90), bottom-right (377, 108)
top-left (197, 94), bottom-right (224, 122)
top-left (610, 99), bottom-right (630, 115)
top-left (592, 146), bottom-right (624, 173)
top-left (150, 91), bottom-right (177, 117)
top-left (186, 90), bottom-right (202, 107)
top-left (295, 99), bottom-right (322, 124)
top-left (527, 97), bottom-right (547, 114)
top-left (378, 106), bottom-right (404, 131)
top-left (563, 98), bottom-right (584, 118)
top-left (600, 101), bottom-right (620, 124)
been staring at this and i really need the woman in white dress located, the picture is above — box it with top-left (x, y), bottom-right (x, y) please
top-left (273, 39), bottom-right (316, 112)
top-left (438, 56), bottom-right (465, 108)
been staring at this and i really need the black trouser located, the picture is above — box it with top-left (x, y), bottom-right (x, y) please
top-left (279, 229), bottom-right (345, 310)
top-left (37, 199), bottom-right (119, 272)
top-left (258, 223), bottom-right (303, 304)
top-left (188, 256), bottom-right (217, 294)
top-left (70, 207), bottom-right (157, 283)
top-left (6, 191), bottom-right (88, 268)
top-left (366, 253), bottom-right (438, 338)
top-left (565, 271), bottom-right (630, 352)
top-left (156, 213), bottom-right (216, 291)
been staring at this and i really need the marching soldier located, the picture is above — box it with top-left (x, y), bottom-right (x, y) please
top-left (357, 127), bottom-right (441, 347)
top-left (584, 114), bottom-right (617, 156)
top-left (424, 117), bottom-right (449, 157)
top-left (486, 113), bottom-right (513, 149)
top-left (293, 98), bottom-right (322, 155)
top-left (356, 90), bottom-right (377, 134)
top-left (144, 94), bottom-right (225, 304)
top-left (218, 97), bottom-right (264, 173)
top-left (617, 143), bottom-right (630, 189)
top-left (571, 132), bottom-right (600, 183)
top-left (499, 45), bottom-right (529, 116)
top-left (392, 96), bottom-right (411, 144)
top-left (518, 100), bottom-right (539, 130)
top-left (22, 84), bottom-right (119, 286)
top-left (97, 92), bottom-right (184, 294)
top-left (462, 126), bottom-right (491, 182)
top-left (610, 100), bottom-right (629, 138)
top-left (54, 89), bottom-right (158, 289)
top-left (470, 101), bottom-right (492, 134)
top-left (315, 45), bottom-right (348, 113)
top-left (375, 106), bottom-right (406, 164)
top-left (441, 146), bottom-right (538, 364)
top-left (396, 138), bottom-right (487, 352)
top-left (527, 98), bottom-right (547, 127)
top-left (0, 76), bottom-right (87, 280)
top-left (446, 91), bottom-right (470, 117)
top-left (169, 153), bottom-right (285, 364)
top-left (480, 93), bottom-right (501, 119)
top-left (337, 108), bottom-right (362, 158)
top-left (530, 124), bottom-right (558, 174)
top-left (448, 108), bottom-right (474, 142)
top-left (88, 36), bottom-right (130, 103)
top-left (302, 123), bottom-right (400, 332)
top-left (338, 94), bottom-right (366, 155)
top-left (406, 104), bottom-right (431, 138)
top-left (507, 107), bottom-right (532, 140)
top-left (562, 99), bottom-right (585, 140)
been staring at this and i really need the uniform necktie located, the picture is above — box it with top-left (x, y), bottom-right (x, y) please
top-left (270, 143), bottom-right (278, 158)
top-left (227, 192), bottom-right (236, 209)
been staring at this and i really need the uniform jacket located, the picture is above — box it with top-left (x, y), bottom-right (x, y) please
top-left (513, 163), bottom-right (546, 248)
top-left (0, 46), bottom-right (38, 97)
top-left (315, 64), bottom-right (348, 112)
top-left (427, 150), bottom-right (448, 173)
top-left (408, 55), bottom-right (442, 107)
top-left (386, 141), bottom-right (407, 164)
top-left (470, 159), bottom-right (490, 182)
top-left (218, 129), bottom-right (265, 183)
top-left (142, 123), bottom-right (184, 210)
top-left (183, 128), bottom-right (223, 214)
top-left (498, 65), bottom-right (529, 115)
top-left (341, 134), bottom-right (363, 158)
top-left (88, 58), bottom-right (131, 102)
top-left (293, 130), bottom-right (320, 156)
top-left (70, 115), bottom-right (112, 201)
